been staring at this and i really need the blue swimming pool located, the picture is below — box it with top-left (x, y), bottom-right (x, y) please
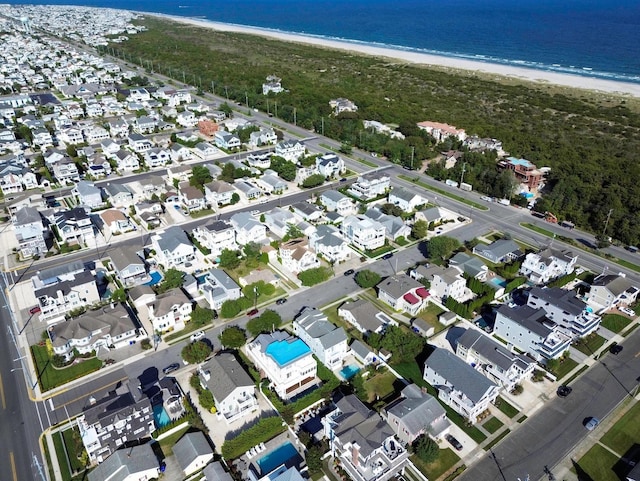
top-left (257, 442), bottom-right (298, 475)
top-left (488, 277), bottom-right (507, 289)
top-left (153, 404), bottom-right (171, 428)
top-left (340, 364), bottom-right (360, 380)
top-left (266, 339), bottom-right (310, 367)
top-left (145, 271), bottom-right (163, 286)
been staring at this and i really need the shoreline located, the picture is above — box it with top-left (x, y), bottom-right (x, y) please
top-left (144, 12), bottom-right (640, 98)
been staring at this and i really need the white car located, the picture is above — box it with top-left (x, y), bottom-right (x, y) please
top-left (619, 306), bottom-right (636, 317)
top-left (480, 195), bottom-right (492, 202)
top-left (190, 331), bottom-right (205, 342)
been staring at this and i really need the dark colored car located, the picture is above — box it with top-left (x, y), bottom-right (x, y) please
top-left (162, 363), bottom-right (180, 375)
top-left (610, 344), bottom-right (623, 355)
top-left (213, 310), bottom-right (219, 319)
top-left (344, 269), bottom-right (355, 276)
top-left (557, 385), bottom-right (572, 398)
top-left (340, 178), bottom-right (348, 182)
top-left (382, 253), bottom-right (393, 260)
top-left (29, 305), bottom-right (41, 315)
top-left (445, 434), bottom-right (463, 451)
top-left (276, 298), bottom-right (287, 305)
top-left (248, 308), bottom-right (259, 316)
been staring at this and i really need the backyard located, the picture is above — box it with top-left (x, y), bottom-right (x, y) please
top-left (31, 344), bottom-right (103, 391)
top-left (600, 314), bottom-right (632, 334)
top-left (416, 303), bottom-right (446, 335)
top-left (410, 449), bottom-right (460, 481)
top-left (573, 333), bottom-right (607, 356)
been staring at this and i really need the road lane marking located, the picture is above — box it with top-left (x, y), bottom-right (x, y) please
top-left (52, 376), bottom-right (128, 408)
top-left (9, 451), bottom-right (17, 481)
top-left (0, 373), bottom-right (6, 409)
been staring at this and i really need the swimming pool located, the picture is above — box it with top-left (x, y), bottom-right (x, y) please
top-left (153, 404), bottom-right (171, 428)
top-left (340, 364), bottom-right (360, 380)
top-left (145, 271), bottom-right (162, 286)
top-left (488, 277), bottom-right (507, 289)
top-left (257, 442), bottom-right (298, 475)
top-left (266, 339), bottom-right (311, 367)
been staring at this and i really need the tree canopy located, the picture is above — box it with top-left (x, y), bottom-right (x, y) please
top-left (181, 340), bottom-right (212, 364)
top-left (218, 326), bottom-right (247, 348)
top-left (190, 165), bottom-right (213, 191)
top-left (246, 309), bottom-right (282, 337)
top-left (427, 236), bottom-right (461, 260)
top-left (219, 248), bottom-right (241, 269)
top-left (354, 269), bottom-right (381, 288)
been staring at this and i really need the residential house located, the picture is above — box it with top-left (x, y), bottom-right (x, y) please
top-left (520, 247), bottom-right (578, 285)
top-left (274, 140), bottom-right (305, 162)
top-left (143, 147), bottom-right (171, 168)
top-left (494, 305), bottom-right (572, 361)
top-left (87, 443), bottom-right (159, 481)
top-left (455, 329), bottom-right (535, 391)
top-left (103, 183), bottom-right (134, 207)
top-left (416, 121), bottom-right (466, 142)
top-left (500, 157), bottom-right (544, 191)
top-left (167, 164), bottom-right (192, 184)
top-left (214, 131), bottom-right (241, 150)
top-left (180, 183), bottom-right (207, 212)
top-left (170, 143), bottom-right (193, 162)
top-left (449, 252), bottom-right (488, 281)
top-left (364, 208), bottom-right (411, 241)
top-left (204, 180), bottom-right (236, 208)
top-left (176, 110), bottom-right (198, 128)
top-left (430, 266), bottom-right (467, 302)
top-left (248, 128), bottom-right (277, 148)
top-left (338, 299), bottom-right (396, 335)
top-left (383, 384), bottom-right (450, 444)
top-left (35, 269), bottom-right (100, 323)
top-left (52, 160), bottom-right (80, 184)
top-left (585, 274), bottom-right (640, 313)
top-left (129, 285), bottom-right (157, 311)
top-left (246, 331), bottom-right (319, 400)
top-left (53, 207), bottom-right (95, 245)
top-left (473, 239), bottom-right (522, 264)
top-left (291, 202), bottom-right (324, 223)
top-left (262, 75), bottom-right (284, 95)
top-left (100, 209), bottom-right (134, 236)
top-left (203, 462), bottom-right (234, 481)
top-left (235, 180), bottom-right (262, 201)
top-left (527, 287), bottom-right (601, 338)
top-left (108, 118), bottom-right (129, 138)
top-left (78, 381), bottom-right (154, 463)
top-left (59, 127), bottom-right (84, 145)
top-left (113, 149), bottom-right (140, 172)
top-left (263, 207), bottom-right (296, 238)
top-left (293, 308), bottom-right (348, 369)
top-left (348, 172), bottom-right (391, 200)
top-left (463, 137), bottom-right (504, 155)
top-left (256, 173), bottom-right (288, 194)
top-left (350, 340), bottom-right (378, 366)
top-left (49, 304), bottom-right (139, 361)
top-left (13, 206), bottom-right (48, 257)
top-left (316, 153), bottom-right (344, 178)
top-left (151, 227), bottom-right (196, 269)
top-left (309, 225), bottom-right (351, 263)
top-left (148, 288), bottom-right (193, 333)
top-left (109, 248), bottom-right (148, 287)
top-left (199, 352), bottom-right (258, 424)
top-left (86, 156), bottom-right (112, 179)
top-left (230, 212), bottom-right (267, 245)
top-left (32, 127), bottom-right (54, 148)
top-left (320, 190), bottom-right (355, 216)
top-left (440, 150), bottom-right (463, 169)
top-left (414, 206), bottom-right (446, 225)
top-left (341, 215), bottom-right (386, 251)
top-left (74, 180), bottom-right (103, 208)
top-left (128, 133), bottom-right (153, 153)
top-left (322, 394), bottom-right (409, 481)
top-left (192, 142), bottom-right (218, 161)
top-left (173, 431), bottom-right (215, 477)
top-left (423, 348), bottom-right (500, 423)
top-left (246, 152), bottom-right (272, 169)
top-left (329, 98), bottom-right (358, 115)
top-left (192, 221), bottom-right (237, 257)
top-left (387, 188), bottom-right (423, 212)
top-left (377, 275), bottom-right (430, 316)
top-left (0, 161), bottom-right (37, 193)
top-left (202, 269), bottom-right (242, 310)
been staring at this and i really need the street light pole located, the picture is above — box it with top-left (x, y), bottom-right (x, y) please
top-left (602, 208), bottom-right (614, 239)
top-left (460, 161), bottom-right (467, 186)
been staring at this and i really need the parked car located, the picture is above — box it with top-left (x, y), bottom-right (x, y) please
top-left (480, 196), bottom-right (492, 202)
top-left (212, 310), bottom-right (219, 319)
top-left (162, 363), bottom-right (180, 375)
top-left (190, 331), bottom-right (205, 342)
top-left (248, 308), bottom-right (259, 316)
top-left (344, 269), bottom-right (355, 276)
top-left (609, 344), bottom-right (623, 355)
top-left (382, 253), bottom-right (393, 260)
top-left (276, 298), bottom-right (287, 305)
top-left (585, 417), bottom-right (600, 431)
top-left (557, 385), bottom-right (572, 397)
top-left (29, 305), bottom-right (41, 315)
top-left (340, 178), bottom-right (348, 182)
top-left (445, 434), bottom-right (463, 451)
top-left (619, 306), bottom-right (636, 317)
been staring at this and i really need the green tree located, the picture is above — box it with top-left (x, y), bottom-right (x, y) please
top-left (354, 269), bottom-right (381, 288)
top-left (301, 174), bottom-right (325, 188)
top-left (411, 220), bottom-right (429, 239)
top-left (220, 299), bottom-right (242, 318)
top-left (199, 389), bottom-right (216, 411)
top-left (110, 288), bottom-right (127, 302)
top-left (246, 309), bottom-right (282, 337)
top-left (298, 267), bottom-right (332, 286)
top-left (219, 163), bottom-right (236, 183)
top-left (219, 248), bottom-right (241, 269)
top-left (190, 165), bottom-right (213, 190)
top-left (270, 156), bottom-right (297, 181)
top-left (283, 224), bottom-right (304, 241)
top-left (380, 325), bottom-right (424, 363)
top-left (305, 443), bottom-right (326, 476)
top-left (181, 340), bottom-right (212, 364)
top-left (218, 326), bottom-right (247, 348)
top-left (219, 102), bottom-right (232, 117)
top-left (380, 203), bottom-right (404, 217)
top-left (427, 236), bottom-right (461, 260)
top-left (413, 435), bottom-right (439, 463)
top-left (230, 192), bottom-right (240, 204)
top-left (191, 306), bottom-right (215, 327)
top-left (157, 268), bottom-right (185, 293)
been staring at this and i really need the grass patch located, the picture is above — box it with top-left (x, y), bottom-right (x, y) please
top-left (573, 334), bottom-right (607, 356)
top-left (623, 323), bottom-right (640, 337)
top-left (322, 458), bottom-right (341, 481)
top-left (61, 426), bottom-right (87, 473)
top-left (362, 370), bottom-right (397, 403)
top-left (52, 432), bottom-right (72, 481)
top-left (363, 244), bottom-right (395, 258)
top-left (601, 314), bottom-right (632, 333)
top-left (190, 208), bottom-right (216, 219)
top-left (552, 357), bottom-right (579, 381)
top-left (398, 175), bottom-right (488, 210)
top-left (573, 444), bottom-right (620, 481)
top-left (31, 344), bottom-right (103, 392)
top-left (520, 222), bottom-right (555, 238)
top-left (600, 401), bottom-right (640, 455)
top-left (319, 143), bottom-right (377, 167)
top-left (517, 415), bottom-right (527, 423)
top-left (483, 429), bottom-right (510, 451)
top-left (416, 303), bottom-right (447, 335)
top-left (158, 425), bottom-right (190, 456)
top-left (410, 449), bottom-right (460, 481)
top-left (483, 417), bottom-right (504, 434)
top-left (494, 396), bottom-right (519, 418)
top-left (563, 365), bottom-right (589, 385)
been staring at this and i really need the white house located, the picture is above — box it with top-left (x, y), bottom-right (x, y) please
top-left (35, 269), bottom-right (101, 324)
top-left (387, 187), bottom-right (423, 212)
top-left (73, 181), bottom-right (103, 208)
top-left (204, 180), bottom-right (236, 207)
top-left (309, 224), bottom-right (351, 263)
top-left (417, 121), bottom-right (466, 142)
top-left (173, 432), bottom-right (214, 477)
top-left (87, 443), bottom-right (159, 481)
top-left (151, 227), bottom-right (196, 269)
top-left (192, 220), bottom-right (237, 258)
top-left (341, 215), bottom-right (385, 251)
top-left (585, 274), bottom-right (640, 313)
top-left (143, 147), bottom-right (171, 168)
top-left (320, 190), bottom-right (355, 216)
top-left (99, 209), bottom-right (134, 236)
top-left (338, 299), bottom-right (397, 335)
top-left (278, 238), bottom-right (320, 273)
top-left (274, 140), bottom-right (305, 162)
top-left (214, 131), bottom-right (241, 150)
top-left (520, 247), bottom-right (578, 285)
top-left (348, 172), bottom-right (390, 200)
top-left (377, 275), bottom-right (430, 316)
top-left (13, 206), bottom-right (48, 258)
top-left (293, 307), bottom-right (349, 369)
top-left (148, 288), bottom-right (193, 333)
top-left (230, 212), bottom-right (267, 245)
top-left (315, 153), bottom-right (345, 178)
top-left (202, 269), bottom-right (242, 310)
top-left (430, 266), bottom-right (467, 302)
top-left (246, 331), bottom-right (319, 400)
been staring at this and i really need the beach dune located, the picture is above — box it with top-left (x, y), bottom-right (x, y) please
top-left (148, 12), bottom-right (640, 98)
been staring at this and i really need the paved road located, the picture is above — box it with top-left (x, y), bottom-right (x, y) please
top-left (459, 329), bottom-right (640, 481)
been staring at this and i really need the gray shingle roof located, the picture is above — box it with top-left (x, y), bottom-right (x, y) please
top-left (173, 431), bottom-right (213, 472)
top-left (497, 304), bottom-right (552, 337)
top-left (87, 443), bottom-right (158, 481)
top-left (202, 461), bottom-right (234, 481)
top-left (339, 299), bottom-right (385, 333)
top-left (14, 205), bottom-right (41, 226)
top-left (156, 226), bottom-right (192, 253)
top-left (386, 384), bottom-right (446, 438)
top-left (529, 286), bottom-right (585, 316)
top-left (201, 352), bottom-right (254, 402)
top-left (109, 247), bottom-right (144, 272)
top-left (377, 275), bottom-right (423, 299)
top-left (456, 329), bottom-right (532, 372)
top-left (152, 288), bottom-right (191, 317)
top-left (295, 307), bottom-right (347, 349)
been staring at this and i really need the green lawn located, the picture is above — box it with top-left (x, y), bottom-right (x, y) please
top-left (410, 449), bottom-right (460, 481)
top-left (600, 401), bottom-right (640, 455)
top-left (552, 357), bottom-right (579, 381)
top-left (158, 425), bottom-right (190, 456)
top-left (52, 432), bottom-right (72, 481)
top-left (61, 427), bottom-right (87, 473)
top-left (32, 344), bottom-right (103, 392)
top-left (573, 444), bottom-right (620, 481)
top-left (398, 175), bottom-right (488, 210)
top-left (483, 417), bottom-right (504, 434)
top-left (520, 222), bottom-right (555, 238)
top-left (573, 334), bottom-right (607, 356)
top-left (600, 314), bottom-right (632, 334)
top-left (362, 370), bottom-right (397, 402)
top-left (494, 396), bottom-right (519, 418)
top-left (483, 429), bottom-right (511, 451)
top-left (417, 303), bottom-right (447, 335)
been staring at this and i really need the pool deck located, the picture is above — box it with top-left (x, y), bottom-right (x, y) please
top-left (234, 430), bottom-right (306, 480)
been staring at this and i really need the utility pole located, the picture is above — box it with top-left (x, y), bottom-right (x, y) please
top-left (274, 100), bottom-right (278, 118)
top-left (211, 81), bottom-right (215, 95)
top-left (411, 146), bottom-right (415, 170)
top-left (602, 208), bottom-right (614, 239)
top-left (460, 161), bottom-right (467, 186)
top-left (321, 117), bottom-right (325, 136)
top-left (293, 107), bottom-right (297, 126)
top-left (224, 86), bottom-right (229, 100)
top-left (267, 98), bottom-right (270, 115)
top-left (245, 91), bottom-right (249, 108)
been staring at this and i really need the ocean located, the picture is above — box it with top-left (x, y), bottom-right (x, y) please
top-left (7, 0), bottom-right (640, 84)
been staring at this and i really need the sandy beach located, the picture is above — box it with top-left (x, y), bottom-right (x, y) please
top-left (147, 13), bottom-right (640, 98)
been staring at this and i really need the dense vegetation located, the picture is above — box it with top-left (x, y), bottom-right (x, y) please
top-left (109, 17), bottom-right (640, 244)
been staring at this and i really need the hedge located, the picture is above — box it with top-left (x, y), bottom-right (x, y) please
top-left (221, 416), bottom-right (287, 460)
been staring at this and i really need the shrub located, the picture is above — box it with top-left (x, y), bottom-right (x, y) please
top-left (140, 338), bottom-right (152, 350)
top-left (354, 269), bottom-right (381, 288)
top-left (181, 341), bottom-right (212, 364)
top-left (218, 326), bottom-right (247, 348)
top-left (298, 267), bottom-right (332, 286)
top-left (221, 416), bottom-right (287, 459)
top-left (413, 435), bottom-right (439, 463)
